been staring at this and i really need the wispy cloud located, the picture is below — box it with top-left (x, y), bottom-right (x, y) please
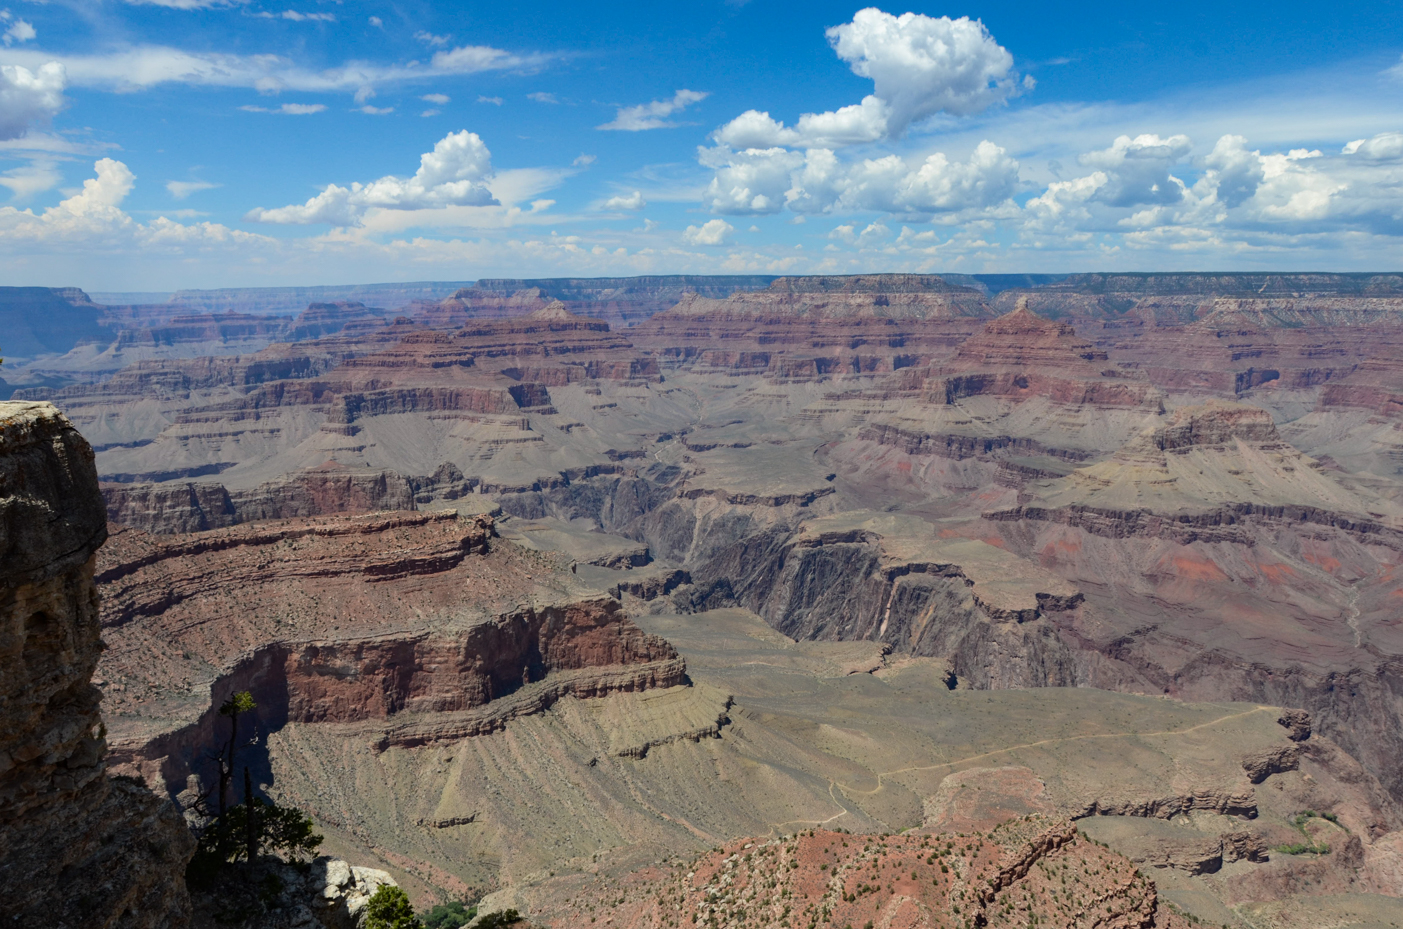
top-left (421, 93), bottom-right (449, 105)
top-left (239, 102), bottom-right (326, 114)
top-left (598, 89), bottom-right (707, 131)
top-left (165, 179), bottom-right (219, 198)
top-left (0, 42), bottom-right (556, 97)
top-left (0, 159), bottom-right (59, 200)
top-left (527, 91), bottom-right (558, 104)
top-left (252, 10), bottom-right (336, 22)
top-left (414, 31), bottom-right (450, 47)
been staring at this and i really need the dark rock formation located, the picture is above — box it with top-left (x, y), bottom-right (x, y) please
top-left (0, 400), bottom-right (193, 928)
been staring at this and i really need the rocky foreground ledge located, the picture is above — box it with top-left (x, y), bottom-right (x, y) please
top-left (0, 401), bottom-right (194, 927)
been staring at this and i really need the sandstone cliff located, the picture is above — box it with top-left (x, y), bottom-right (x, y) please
top-left (0, 400), bottom-right (194, 928)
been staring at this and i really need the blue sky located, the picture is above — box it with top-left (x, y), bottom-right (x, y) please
top-left (0, 0), bottom-right (1401, 289)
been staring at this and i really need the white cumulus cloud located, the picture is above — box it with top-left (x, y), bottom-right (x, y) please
top-left (1078, 133), bottom-right (1192, 207)
top-left (683, 218), bottom-right (733, 245)
top-left (713, 9), bottom-right (1026, 149)
top-left (421, 93), bottom-right (450, 105)
top-left (701, 140), bottom-right (1019, 217)
top-left (602, 190), bottom-right (645, 210)
top-left (245, 129), bottom-right (499, 225)
top-left (598, 89), bottom-right (708, 131)
top-left (0, 62), bottom-right (65, 141)
top-left (0, 10), bottom-right (36, 46)
top-left (1342, 132), bottom-right (1403, 161)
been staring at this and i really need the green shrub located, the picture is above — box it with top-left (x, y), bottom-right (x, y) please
top-left (1274, 841), bottom-right (1330, 856)
top-left (365, 885), bottom-right (424, 929)
top-left (424, 900), bottom-right (477, 929)
top-left (475, 910), bottom-right (522, 929)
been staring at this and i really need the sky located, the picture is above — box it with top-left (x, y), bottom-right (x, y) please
top-left (0, 0), bottom-right (1402, 289)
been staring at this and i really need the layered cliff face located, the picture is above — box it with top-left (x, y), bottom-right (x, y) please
top-left (817, 305), bottom-right (1165, 506)
top-left (993, 272), bottom-right (1403, 325)
top-left (92, 506), bottom-right (685, 821)
top-left (0, 401), bottom-right (193, 928)
top-left (43, 300), bottom-right (667, 491)
top-left (472, 274), bottom-right (778, 327)
top-left (995, 399), bottom-right (1402, 531)
top-left (973, 401), bottom-right (1403, 800)
top-left (628, 274), bottom-right (993, 379)
top-left (101, 461), bottom-right (437, 534)
top-left (927, 302), bottom-right (1162, 408)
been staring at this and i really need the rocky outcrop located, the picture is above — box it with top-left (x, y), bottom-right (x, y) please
top-left (286, 301), bottom-right (387, 341)
top-left (1242, 744), bottom-right (1301, 784)
top-left (112, 312), bottom-right (290, 351)
top-left (190, 856), bottom-right (399, 929)
top-left (1279, 708), bottom-right (1313, 741)
top-left (533, 818), bottom-right (1190, 929)
top-left (1076, 789), bottom-right (1260, 820)
top-left (0, 401), bottom-right (194, 928)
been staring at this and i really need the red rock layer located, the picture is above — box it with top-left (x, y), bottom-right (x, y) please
top-left (886, 305), bottom-right (1162, 408)
top-left (541, 818), bottom-right (1188, 929)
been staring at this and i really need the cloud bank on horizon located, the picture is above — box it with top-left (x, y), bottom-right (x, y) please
top-left (0, 0), bottom-right (1401, 288)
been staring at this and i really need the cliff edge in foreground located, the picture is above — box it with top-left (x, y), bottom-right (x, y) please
top-left (0, 400), bottom-right (194, 928)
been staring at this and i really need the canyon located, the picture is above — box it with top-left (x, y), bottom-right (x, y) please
top-left (7, 271), bottom-right (1403, 927)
